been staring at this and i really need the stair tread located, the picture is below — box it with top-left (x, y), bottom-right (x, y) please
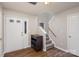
top-left (46, 34), bottom-right (54, 50)
top-left (46, 37), bottom-right (49, 40)
top-left (46, 44), bottom-right (54, 50)
top-left (46, 43), bottom-right (54, 47)
top-left (46, 40), bottom-right (52, 44)
top-left (47, 46), bottom-right (54, 50)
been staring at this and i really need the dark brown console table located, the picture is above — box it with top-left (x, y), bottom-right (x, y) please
top-left (31, 34), bottom-right (43, 51)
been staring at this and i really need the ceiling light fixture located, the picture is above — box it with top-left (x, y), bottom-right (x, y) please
top-left (45, 2), bottom-right (49, 5)
top-left (44, 0), bottom-right (49, 5)
top-left (45, 2), bottom-right (48, 4)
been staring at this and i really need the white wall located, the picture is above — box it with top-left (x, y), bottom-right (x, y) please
top-left (3, 8), bottom-right (38, 51)
top-left (38, 14), bottom-right (52, 33)
top-left (49, 6), bottom-right (79, 50)
top-left (49, 14), bottom-right (67, 50)
top-left (0, 5), bottom-right (2, 39)
top-left (27, 15), bottom-right (38, 46)
top-left (0, 5), bottom-right (3, 56)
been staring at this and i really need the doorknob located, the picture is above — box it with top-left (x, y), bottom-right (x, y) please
top-left (69, 35), bottom-right (72, 38)
top-left (21, 32), bottom-right (23, 36)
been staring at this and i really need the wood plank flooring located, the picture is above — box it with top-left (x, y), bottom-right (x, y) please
top-left (4, 47), bottom-right (78, 57)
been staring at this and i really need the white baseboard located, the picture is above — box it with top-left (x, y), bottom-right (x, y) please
top-left (55, 45), bottom-right (69, 53)
top-left (24, 45), bottom-right (31, 48)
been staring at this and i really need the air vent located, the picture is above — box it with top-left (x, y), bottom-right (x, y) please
top-left (29, 2), bottom-right (37, 5)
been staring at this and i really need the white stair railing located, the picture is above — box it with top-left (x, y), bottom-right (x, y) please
top-left (39, 26), bottom-right (56, 51)
top-left (48, 27), bottom-right (56, 45)
top-left (39, 26), bottom-right (47, 51)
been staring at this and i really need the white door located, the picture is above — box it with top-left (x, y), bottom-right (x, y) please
top-left (4, 16), bottom-right (28, 53)
top-left (67, 14), bottom-right (79, 56)
top-left (21, 18), bottom-right (28, 48)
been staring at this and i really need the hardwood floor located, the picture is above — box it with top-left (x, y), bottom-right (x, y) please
top-left (4, 47), bottom-right (78, 57)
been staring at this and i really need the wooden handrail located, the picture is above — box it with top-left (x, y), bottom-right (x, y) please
top-left (48, 27), bottom-right (56, 37)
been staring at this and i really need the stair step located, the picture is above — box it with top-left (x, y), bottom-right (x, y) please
top-left (46, 43), bottom-right (54, 50)
top-left (46, 36), bottom-right (49, 38)
top-left (46, 40), bottom-right (52, 44)
top-left (46, 37), bottom-right (49, 40)
top-left (46, 34), bottom-right (49, 37)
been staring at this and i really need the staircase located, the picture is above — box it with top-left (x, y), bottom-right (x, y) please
top-left (46, 34), bottom-right (54, 50)
top-left (39, 26), bottom-right (56, 51)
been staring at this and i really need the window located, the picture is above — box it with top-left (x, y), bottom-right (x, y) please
top-left (24, 21), bottom-right (27, 34)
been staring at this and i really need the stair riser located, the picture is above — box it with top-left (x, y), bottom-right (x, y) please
top-left (46, 38), bottom-right (49, 40)
top-left (46, 34), bottom-right (54, 50)
top-left (46, 41), bottom-right (52, 44)
top-left (46, 44), bottom-right (54, 50)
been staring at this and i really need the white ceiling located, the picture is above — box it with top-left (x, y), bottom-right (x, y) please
top-left (1, 2), bottom-right (79, 16)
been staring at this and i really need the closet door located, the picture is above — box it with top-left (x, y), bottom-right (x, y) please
top-left (67, 14), bottom-right (79, 56)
